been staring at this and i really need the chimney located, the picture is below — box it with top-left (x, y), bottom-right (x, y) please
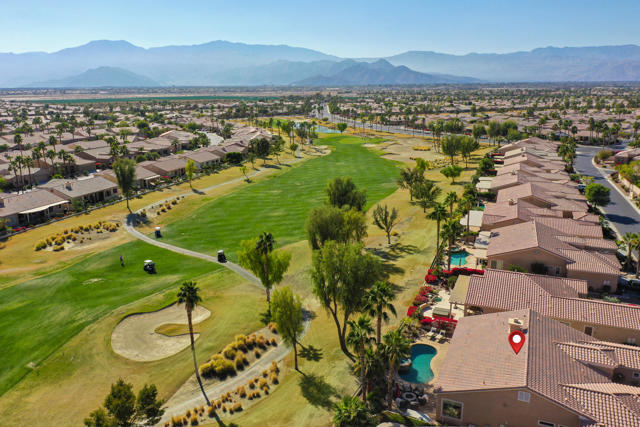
top-left (508, 198), bottom-right (516, 205)
top-left (508, 318), bottom-right (524, 333)
top-left (65, 181), bottom-right (72, 190)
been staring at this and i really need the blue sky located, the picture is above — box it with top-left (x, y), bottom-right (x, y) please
top-left (1, 0), bottom-right (639, 56)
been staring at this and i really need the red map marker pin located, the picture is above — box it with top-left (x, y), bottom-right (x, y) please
top-left (508, 330), bottom-right (525, 355)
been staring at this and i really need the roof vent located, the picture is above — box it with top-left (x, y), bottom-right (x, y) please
top-left (508, 198), bottom-right (516, 205)
top-left (65, 181), bottom-right (72, 190)
top-left (509, 318), bottom-right (524, 333)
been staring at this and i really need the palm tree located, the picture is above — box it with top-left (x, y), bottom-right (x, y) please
top-left (46, 149), bottom-right (57, 174)
top-left (347, 315), bottom-right (375, 401)
top-left (333, 396), bottom-right (371, 427)
top-left (23, 156), bottom-right (34, 188)
top-left (177, 281), bottom-right (211, 406)
top-left (363, 281), bottom-right (397, 344)
top-left (382, 329), bottom-right (410, 409)
top-left (459, 195), bottom-right (474, 235)
top-left (256, 232), bottom-right (275, 316)
top-left (619, 232), bottom-right (639, 272)
top-left (442, 219), bottom-right (463, 271)
top-left (445, 191), bottom-right (459, 219)
top-left (428, 202), bottom-right (447, 250)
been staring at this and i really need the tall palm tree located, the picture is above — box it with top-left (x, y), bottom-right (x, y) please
top-left (459, 195), bottom-right (474, 234)
top-left (46, 149), bottom-right (57, 174)
top-left (382, 329), bottom-right (410, 409)
top-left (347, 315), bottom-right (375, 401)
top-left (363, 281), bottom-right (397, 344)
top-left (23, 156), bottom-right (34, 188)
top-left (256, 232), bottom-right (275, 315)
top-left (428, 203), bottom-right (448, 250)
top-left (177, 281), bottom-right (211, 406)
top-left (619, 232), bottom-right (640, 272)
top-left (444, 191), bottom-right (459, 219)
top-left (442, 219), bottom-right (463, 271)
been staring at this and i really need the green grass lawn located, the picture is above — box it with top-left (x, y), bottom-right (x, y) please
top-left (161, 135), bottom-right (400, 258)
top-left (0, 240), bottom-right (217, 396)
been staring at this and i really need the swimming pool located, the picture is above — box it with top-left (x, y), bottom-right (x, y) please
top-left (449, 250), bottom-right (470, 266)
top-left (399, 344), bottom-right (437, 383)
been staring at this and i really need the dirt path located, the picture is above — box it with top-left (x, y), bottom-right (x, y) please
top-left (111, 303), bottom-right (211, 362)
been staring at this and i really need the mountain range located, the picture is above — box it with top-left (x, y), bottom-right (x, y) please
top-left (2, 40), bottom-right (640, 87)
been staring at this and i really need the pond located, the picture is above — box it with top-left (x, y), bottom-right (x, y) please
top-left (398, 344), bottom-right (437, 383)
top-left (315, 125), bottom-right (340, 133)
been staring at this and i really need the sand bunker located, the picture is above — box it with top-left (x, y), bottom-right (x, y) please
top-left (111, 303), bottom-right (211, 362)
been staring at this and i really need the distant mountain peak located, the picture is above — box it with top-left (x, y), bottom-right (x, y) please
top-left (27, 66), bottom-right (160, 88)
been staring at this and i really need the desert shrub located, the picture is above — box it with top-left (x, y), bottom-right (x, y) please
top-left (215, 400), bottom-right (222, 409)
top-left (245, 335), bottom-right (256, 349)
top-left (221, 405), bottom-right (227, 413)
top-left (198, 405), bottom-right (204, 415)
top-left (235, 334), bottom-right (247, 342)
top-left (210, 354), bottom-right (223, 363)
top-left (199, 362), bottom-right (215, 378)
top-left (248, 379), bottom-right (256, 389)
top-left (270, 361), bottom-right (279, 374)
top-left (189, 415), bottom-right (198, 425)
top-left (207, 405), bottom-right (216, 417)
top-left (270, 337), bottom-right (277, 346)
top-left (270, 373), bottom-right (279, 384)
top-left (171, 415), bottom-right (183, 426)
top-left (223, 346), bottom-right (237, 360)
top-left (262, 369), bottom-right (269, 378)
top-left (256, 337), bottom-right (267, 349)
top-left (54, 236), bottom-right (65, 246)
top-left (258, 379), bottom-right (268, 389)
top-left (231, 403), bottom-right (242, 412)
top-left (185, 409), bottom-right (191, 418)
top-left (35, 240), bottom-right (47, 251)
top-left (268, 322), bottom-right (277, 333)
top-left (235, 386), bottom-right (247, 398)
top-left (254, 349), bottom-right (261, 358)
top-left (53, 245), bottom-right (65, 251)
top-left (234, 340), bottom-right (248, 352)
top-left (213, 359), bottom-right (235, 377)
top-left (45, 237), bottom-right (52, 246)
top-left (234, 356), bottom-right (245, 371)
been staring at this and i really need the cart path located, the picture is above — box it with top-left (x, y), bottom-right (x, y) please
top-left (123, 156), bottom-right (312, 286)
top-left (159, 315), bottom-right (310, 424)
top-left (125, 221), bottom-right (260, 285)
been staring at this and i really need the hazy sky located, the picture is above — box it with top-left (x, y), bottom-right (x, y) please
top-left (2, 0), bottom-right (640, 56)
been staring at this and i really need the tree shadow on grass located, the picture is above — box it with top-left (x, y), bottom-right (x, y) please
top-left (193, 188), bottom-right (205, 195)
top-left (298, 374), bottom-right (339, 410)
top-left (299, 345), bottom-right (323, 362)
top-left (259, 310), bottom-right (272, 325)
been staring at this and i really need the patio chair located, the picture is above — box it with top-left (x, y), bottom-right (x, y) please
top-left (426, 327), bottom-right (438, 338)
top-left (436, 329), bottom-right (445, 340)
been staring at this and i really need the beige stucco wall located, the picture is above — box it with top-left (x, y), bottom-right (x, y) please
top-left (567, 270), bottom-right (619, 292)
top-left (436, 388), bottom-right (579, 427)
top-left (488, 249), bottom-right (566, 275)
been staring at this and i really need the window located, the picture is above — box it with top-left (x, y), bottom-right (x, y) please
top-left (555, 266), bottom-right (561, 276)
top-left (517, 391), bottom-right (530, 402)
top-left (490, 260), bottom-right (497, 269)
top-left (538, 422), bottom-right (555, 427)
top-left (441, 399), bottom-right (463, 420)
top-left (627, 338), bottom-right (636, 345)
top-left (584, 326), bottom-right (594, 336)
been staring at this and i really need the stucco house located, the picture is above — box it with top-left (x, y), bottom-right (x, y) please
top-left (435, 309), bottom-right (640, 426)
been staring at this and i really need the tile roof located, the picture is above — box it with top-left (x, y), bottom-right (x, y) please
top-left (0, 189), bottom-right (68, 216)
top-left (466, 270), bottom-right (638, 330)
top-left (437, 309), bottom-right (640, 426)
top-left (39, 176), bottom-right (117, 198)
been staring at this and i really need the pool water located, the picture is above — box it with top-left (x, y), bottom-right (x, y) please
top-left (399, 344), bottom-right (437, 383)
top-left (449, 250), bottom-right (470, 266)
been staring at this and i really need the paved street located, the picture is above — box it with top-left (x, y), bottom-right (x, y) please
top-left (574, 143), bottom-right (640, 237)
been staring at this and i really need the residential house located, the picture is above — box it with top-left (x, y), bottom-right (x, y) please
top-left (486, 221), bottom-right (620, 291)
top-left (97, 164), bottom-right (160, 190)
top-left (39, 176), bottom-right (119, 204)
top-left (435, 309), bottom-right (640, 426)
top-left (0, 189), bottom-right (69, 226)
top-left (139, 157), bottom-right (187, 178)
top-left (463, 269), bottom-right (640, 345)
